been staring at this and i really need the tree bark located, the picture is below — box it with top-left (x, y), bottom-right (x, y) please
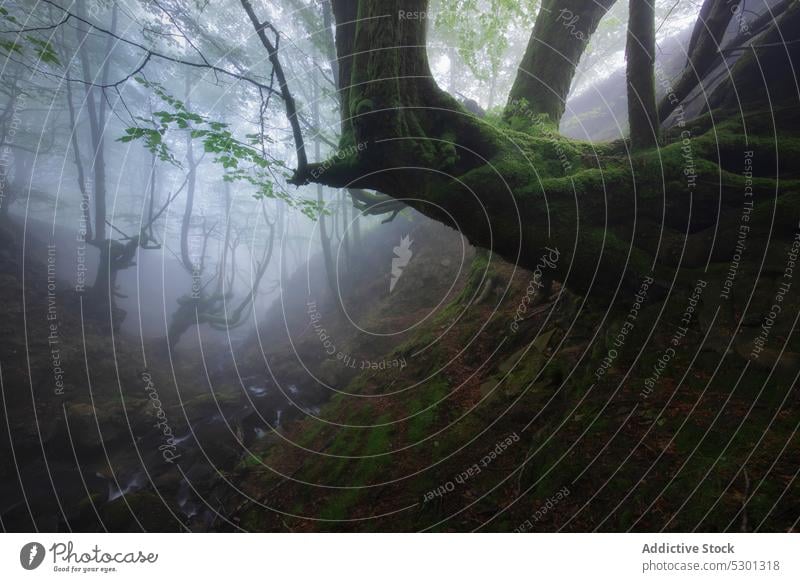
top-left (216, 179), bottom-right (233, 296)
top-left (180, 95), bottom-right (199, 274)
top-left (293, 0), bottom-right (800, 298)
top-left (240, 0), bottom-right (308, 174)
top-left (76, 0), bottom-right (116, 243)
top-left (507, 0), bottom-right (617, 125)
top-left (64, 76), bottom-right (92, 241)
top-left (626, 0), bottom-right (659, 151)
top-left (312, 75), bottom-right (339, 304)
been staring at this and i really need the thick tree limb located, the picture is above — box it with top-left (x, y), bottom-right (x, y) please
top-left (295, 0), bottom-right (800, 299)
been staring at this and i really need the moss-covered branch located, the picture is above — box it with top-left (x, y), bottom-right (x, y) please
top-left (294, 0), bottom-right (800, 298)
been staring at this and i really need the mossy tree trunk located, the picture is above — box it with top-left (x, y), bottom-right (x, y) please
top-left (506, 0), bottom-right (617, 125)
top-left (292, 0), bottom-right (800, 298)
top-left (626, 0), bottom-right (659, 151)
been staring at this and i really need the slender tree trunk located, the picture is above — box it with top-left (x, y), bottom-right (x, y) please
top-left (313, 77), bottom-right (339, 302)
top-left (626, 0), bottom-right (659, 150)
top-left (144, 149), bottom-right (157, 243)
top-left (207, 215), bottom-right (274, 329)
top-left (180, 130), bottom-right (198, 273)
top-left (487, 70), bottom-right (497, 111)
top-left (76, 0), bottom-right (116, 243)
top-left (278, 201), bottom-right (288, 289)
top-left (315, 187), bottom-right (335, 287)
top-left (0, 70), bottom-right (23, 218)
top-left (5, 148), bottom-right (31, 219)
top-left (351, 197), bottom-right (361, 246)
top-left (180, 78), bottom-right (199, 274)
top-left (74, 4), bottom-right (128, 317)
top-left (506, 0), bottom-right (617, 125)
top-left (216, 179), bottom-right (233, 296)
top-left (341, 189), bottom-right (350, 267)
top-left (227, 235), bottom-right (238, 292)
top-left (240, 0), bottom-right (307, 174)
top-left (1, 90), bottom-right (14, 214)
top-left (65, 78), bottom-right (92, 240)
top-left (0, 73), bottom-right (20, 144)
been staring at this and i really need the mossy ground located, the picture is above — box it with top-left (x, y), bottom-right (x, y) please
top-left (227, 239), bottom-right (799, 531)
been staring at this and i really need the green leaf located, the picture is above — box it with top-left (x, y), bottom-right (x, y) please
top-left (121, 78), bottom-right (321, 218)
top-left (26, 35), bottom-right (61, 66)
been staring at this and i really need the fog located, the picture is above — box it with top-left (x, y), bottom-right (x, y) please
top-left (5, 0), bottom-right (800, 537)
top-left (0, 0), bottom-right (709, 355)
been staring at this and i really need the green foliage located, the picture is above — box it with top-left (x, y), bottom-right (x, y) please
top-left (503, 97), bottom-right (556, 133)
top-left (0, 39), bottom-right (22, 57)
top-left (0, 6), bottom-right (18, 24)
top-left (0, 12), bottom-right (60, 66)
top-left (119, 78), bottom-right (323, 219)
top-left (26, 36), bottom-right (61, 66)
top-left (434, 0), bottom-right (537, 80)
top-left (118, 127), bottom-right (173, 163)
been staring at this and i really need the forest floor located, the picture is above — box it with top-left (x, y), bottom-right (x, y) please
top-left (224, 223), bottom-right (800, 532)
top-left (1, 213), bottom-right (798, 532)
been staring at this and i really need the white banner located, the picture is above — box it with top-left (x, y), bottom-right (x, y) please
top-left (0, 533), bottom-right (797, 581)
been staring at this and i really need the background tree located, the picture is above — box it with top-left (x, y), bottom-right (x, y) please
top-left (626, 0), bottom-right (659, 150)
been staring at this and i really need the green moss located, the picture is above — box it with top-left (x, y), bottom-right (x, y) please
top-left (406, 376), bottom-right (450, 443)
top-left (295, 417), bottom-right (327, 448)
top-left (238, 452), bottom-right (262, 470)
top-left (318, 414), bottom-right (394, 521)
